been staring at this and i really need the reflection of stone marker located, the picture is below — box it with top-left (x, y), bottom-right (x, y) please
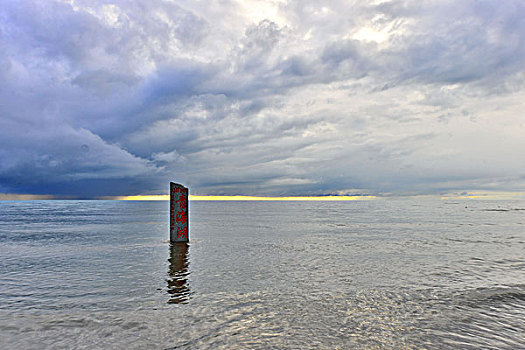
top-left (170, 182), bottom-right (189, 242)
top-left (167, 242), bottom-right (190, 304)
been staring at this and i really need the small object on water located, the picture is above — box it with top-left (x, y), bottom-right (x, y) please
top-left (170, 182), bottom-right (189, 242)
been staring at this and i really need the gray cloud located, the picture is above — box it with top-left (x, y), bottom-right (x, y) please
top-left (1, 0), bottom-right (524, 197)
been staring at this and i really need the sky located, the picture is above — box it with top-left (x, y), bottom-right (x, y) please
top-left (1, 0), bottom-right (524, 198)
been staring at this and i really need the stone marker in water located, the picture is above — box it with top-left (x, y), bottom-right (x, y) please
top-left (170, 182), bottom-right (189, 242)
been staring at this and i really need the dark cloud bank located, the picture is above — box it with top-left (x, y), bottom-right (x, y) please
top-left (1, 0), bottom-right (524, 197)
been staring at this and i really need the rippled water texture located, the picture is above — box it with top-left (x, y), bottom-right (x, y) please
top-left (0, 200), bottom-right (524, 349)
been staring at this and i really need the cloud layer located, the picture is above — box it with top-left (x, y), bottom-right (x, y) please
top-left (1, 0), bottom-right (524, 197)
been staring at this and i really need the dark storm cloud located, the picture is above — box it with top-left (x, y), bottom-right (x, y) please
top-left (1, 0), bottom-right (524, 196)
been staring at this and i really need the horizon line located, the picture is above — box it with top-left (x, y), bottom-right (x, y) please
top-left (116, 195), bottom-right (376, 201)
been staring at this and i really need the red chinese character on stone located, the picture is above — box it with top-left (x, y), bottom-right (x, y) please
top-left (177, 227), bottom-right (187, 239)
top-left (176, 211), bottom-right (187, 224)
top-left (176, 195), bottom-right (187, 210)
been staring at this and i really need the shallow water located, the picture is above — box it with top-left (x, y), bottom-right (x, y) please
top-left (0, 199), bottom-right (524, 349)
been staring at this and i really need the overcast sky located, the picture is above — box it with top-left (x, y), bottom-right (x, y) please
top-left (1, 0), bottom-right (524, 197)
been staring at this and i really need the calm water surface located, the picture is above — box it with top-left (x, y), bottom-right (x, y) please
top-left (0, 200), bottom-right (524, 349)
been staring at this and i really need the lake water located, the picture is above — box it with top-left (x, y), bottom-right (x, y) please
top-left (0, 199), bottom-right (524, 349)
